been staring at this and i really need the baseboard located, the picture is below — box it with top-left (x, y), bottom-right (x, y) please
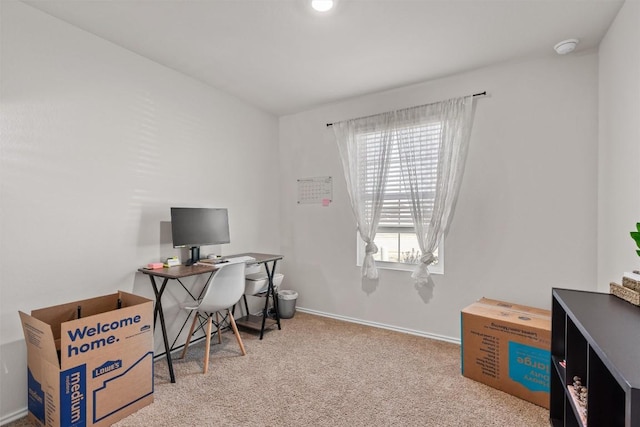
top-left (1, 408), bottom-right (28, 426)
top-left (295, 307), bottom-right (461, 345)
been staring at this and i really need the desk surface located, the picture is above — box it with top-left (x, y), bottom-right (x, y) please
top-left (224, 252), bottom-right (283, 264)
top-left (138, 263), bottom-right (216, 279)
top-left (137, 252), bottom-right (283, 279)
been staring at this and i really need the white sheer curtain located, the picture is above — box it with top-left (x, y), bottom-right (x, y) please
top-left (333, 113), bottom-right (394, 279)
top-left (396, 96), bottom-right (475, 284)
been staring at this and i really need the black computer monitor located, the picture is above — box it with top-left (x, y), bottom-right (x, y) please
top-left (170, 207), bottom-right (230, 265)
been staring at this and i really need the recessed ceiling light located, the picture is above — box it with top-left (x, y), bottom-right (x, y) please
top-left (311, 0), bottom-right (334, 12)
top-left (554, 39), bottom-right (579, 55)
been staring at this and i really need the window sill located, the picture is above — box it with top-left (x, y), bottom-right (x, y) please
top-left (361, 260), bottom-right (444, 275)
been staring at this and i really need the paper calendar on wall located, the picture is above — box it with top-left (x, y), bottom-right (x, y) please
top-left (297, 176), bottom-right (332, 205)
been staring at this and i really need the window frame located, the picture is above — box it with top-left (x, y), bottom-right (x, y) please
top-left (355, 228), bottom-right (444, 275)
top-left (354, 118), bottom-right (445, 275)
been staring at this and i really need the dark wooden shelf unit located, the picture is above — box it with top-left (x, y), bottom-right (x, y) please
top-left (550, 288), bottom-right (640, 427)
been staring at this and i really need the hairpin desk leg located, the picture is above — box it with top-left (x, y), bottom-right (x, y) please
top-left (148, 275), bottom-right (176, 383)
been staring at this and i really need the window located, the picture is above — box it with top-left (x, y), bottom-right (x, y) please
top-left (335, 96), bottom-right (475, 280)
top-left (355, 120), bottom-right (444, 274)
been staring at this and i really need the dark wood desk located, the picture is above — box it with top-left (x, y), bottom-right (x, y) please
top-left (138, 263), bottom-right (217, 383)
top-left (138, 252), bottom-right (283, 382)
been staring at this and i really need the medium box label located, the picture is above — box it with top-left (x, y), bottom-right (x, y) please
top-left (61, 364), bottom-right (87, 427)
top-left (27, 368), bottom-right (45, 424)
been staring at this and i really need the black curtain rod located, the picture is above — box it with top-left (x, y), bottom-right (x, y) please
top-left (325, 91), bottom-right (487, 127)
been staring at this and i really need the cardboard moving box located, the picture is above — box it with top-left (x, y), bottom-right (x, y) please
top-left (19, 291), bottom-right (154, 427)
top-left (461, 297), bottom-right (551, 409)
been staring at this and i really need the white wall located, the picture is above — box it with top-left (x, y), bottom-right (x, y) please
top-left (0, 1), bottom-right (280, 422)
top-left (4, 1), bottom-right (635, 424)
top-left (279, 52), bottom-right (599, 341)
top-left (598, 0), bottom-right (640, 290)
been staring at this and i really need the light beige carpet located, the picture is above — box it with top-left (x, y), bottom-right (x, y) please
top-left (7, 312), bottom-right (548, 426)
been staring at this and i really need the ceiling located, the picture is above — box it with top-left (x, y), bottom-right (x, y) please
top-left (23, 0), bottom-right (624, 116)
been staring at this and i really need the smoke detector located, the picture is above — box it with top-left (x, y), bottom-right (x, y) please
top-left (554, 39), bottom-right (579, 55)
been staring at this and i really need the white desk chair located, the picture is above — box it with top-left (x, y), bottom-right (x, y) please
top-left (179, 261), bottom-right (247, 374)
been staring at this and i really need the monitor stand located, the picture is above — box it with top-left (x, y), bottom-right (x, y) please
top-left (186, 246), bottom-right (200, 266)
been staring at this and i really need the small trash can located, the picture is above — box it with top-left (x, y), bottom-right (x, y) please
top-left (277, 290), bottom-right (298, 319)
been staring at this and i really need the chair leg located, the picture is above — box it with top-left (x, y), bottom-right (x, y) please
top-left (203, 314), bottom-right (213, 374)
top-left (180, 311), bottom-right (199, 359)
top-left (227, 309), bottom-right (246, 356)
top-left (215, 312), bottom-right (222, 344)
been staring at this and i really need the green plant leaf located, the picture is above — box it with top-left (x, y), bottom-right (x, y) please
top-left (630, 225), bottom-right (640, 257)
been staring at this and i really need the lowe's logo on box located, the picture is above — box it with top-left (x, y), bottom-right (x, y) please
top-left (93, 359), bottom-right (122, 378)
top-left (61, 364), bottom-right (86, 427)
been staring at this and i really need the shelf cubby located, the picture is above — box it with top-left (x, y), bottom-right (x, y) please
top-left (549, 288), bottom-right (640, 427)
